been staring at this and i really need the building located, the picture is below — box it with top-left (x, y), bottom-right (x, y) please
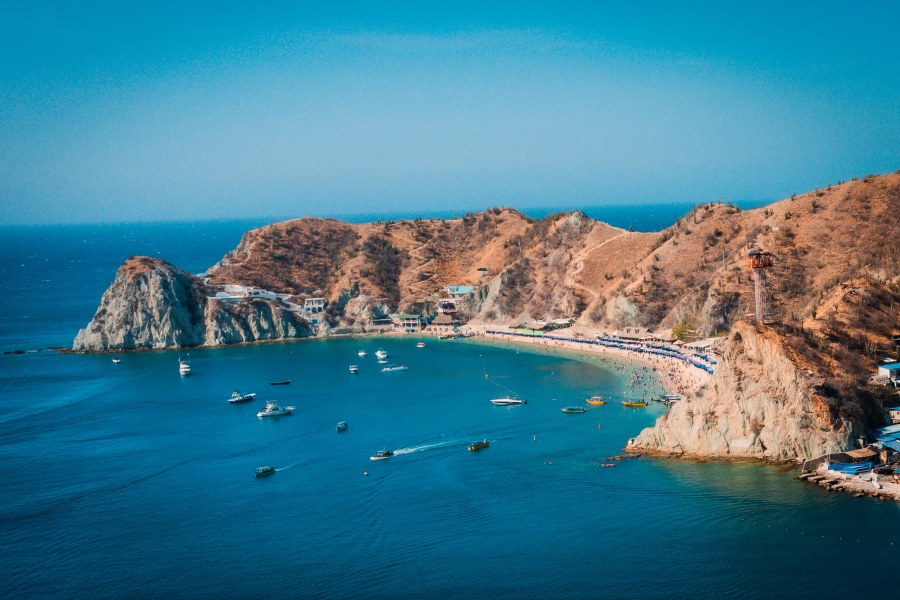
top-left (877, 362), bottom-right (900, 381)
top-left (436, 299), bottom-right (458, 315)
top-left (446, 285), bottom-right (478, 299)
top-left (393, 313), bottom-right (423, 331)
top-left (304, 298), bottom-right (326, 313)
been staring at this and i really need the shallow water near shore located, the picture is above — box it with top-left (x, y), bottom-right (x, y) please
top-left (1, 221), bottom-right (899, 599)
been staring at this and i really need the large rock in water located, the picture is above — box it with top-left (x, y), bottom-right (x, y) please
top-left (631, 322), bottom-right (859, 462)
top-left (73, 257), bottom-right (313, 351)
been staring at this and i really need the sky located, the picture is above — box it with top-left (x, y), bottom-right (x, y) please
top-left (1, 1), bottom-right (898, 225)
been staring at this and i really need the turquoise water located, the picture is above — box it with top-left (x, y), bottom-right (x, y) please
top-left (1, 221), bottom-right (899, 599)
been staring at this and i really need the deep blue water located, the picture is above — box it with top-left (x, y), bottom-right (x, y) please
top-left (1, 220), bottom-right (898, 599)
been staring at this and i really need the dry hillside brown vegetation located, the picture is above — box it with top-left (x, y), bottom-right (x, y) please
top-left (207, 172), bottom-right (899, 371)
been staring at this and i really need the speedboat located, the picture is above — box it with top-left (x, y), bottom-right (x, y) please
top-left (375, 349), bottom-right (388, 359)
top-left (377, 358), bottom-right (388, 364)
top-left (255, 466), bottom-right (276, 478)
top-left (349, 365), bottom-right (359, 374)
top-left (178, 355), bottom-right (192, 376)
top-left (370, 449), bottom-right (394, 461)
top-left (269, 380), bottom-right (291, 386)
top-left (621, 400), bottom-right (648, 407)
top-left (468, 439), bottom-right (490, 451)
top-left (358, 350), bottom-right (367, 357)
top-left (228, 391), bottom-right (256, 403)
top-left (416, 342), bottom-right (425, 348)
top-left (111, 358), bottom-right (121, 364)
top-left (490, 397), bottom-right (527, 406)
top-left (586, 396), bottom-right (605, 405)
top-left (381, 364), bottom-right (408, 372)
top-left (257, 401), bottom-right (294, 417)
top-left (561, 406), bottom-right (586, 413)
top-left (336, 421), bottom-right (348, 432)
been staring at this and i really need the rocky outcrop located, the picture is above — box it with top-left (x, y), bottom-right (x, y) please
top-left (630, 322), bottom-right (860, 462)
top-left (73, 257), bottom-right (313, 351)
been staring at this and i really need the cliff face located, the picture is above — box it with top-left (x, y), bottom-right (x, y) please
top-left (73, 257), bottom-right (312, 351)
top-left (631, 322), bottom-right (859, 461)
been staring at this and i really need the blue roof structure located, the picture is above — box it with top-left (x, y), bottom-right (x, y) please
top-left (447, 285), bottom-right (476, 295)
top-left (879, 362), bottom-right (900, 370)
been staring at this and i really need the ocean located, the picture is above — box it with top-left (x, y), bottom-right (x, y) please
top-left (1, 214), bottom-right (898, 599)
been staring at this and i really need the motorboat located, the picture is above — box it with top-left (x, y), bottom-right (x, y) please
top-left (376, 358), bottom-right (388, 364)
top-left (621, 400), bottom-right (648, 407)
top-left (490, 397), bottom-right (527, 406)
top-left (255, 466), bottom-right (276, 478)
top-left (269, 380), bottom-right (291, 386)
top-left (381, 364), bottom-right (409, 372)
top-left (561, 406), bottom-right (586, 413)
top-left (358, 350), bottom-right (367, 357)
top-left (370, 449), bottom-right (394, 461)
top-left (228, 391), bottom-right (257, 403)
top-left (586, 396), bottom-right (606, 406)
top-left (336, 421), bottom-right (348, 432)
top-left (375, 349), bottom-right (389, 359)
top-left (257, 401), bottom-right (294, 417)
top-left (178, 355), bottom-right (192, 376)
top-left (349, 365), bottom-right (359, 374)
top-left (468, 439), bottom-right (490, 451)
top-left (416, 342), bottom-right (425, 348)
top-left (111, 358), bottom-right (121, 364)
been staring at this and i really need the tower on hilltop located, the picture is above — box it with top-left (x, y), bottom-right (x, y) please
top-left (746, 244), bottom-right (775, 324)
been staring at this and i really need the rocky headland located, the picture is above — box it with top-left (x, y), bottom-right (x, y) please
top-left (74, 171), bottom-right (900, 461)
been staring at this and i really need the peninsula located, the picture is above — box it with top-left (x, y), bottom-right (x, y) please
top-left (75, 172), bottom-right (900, 464)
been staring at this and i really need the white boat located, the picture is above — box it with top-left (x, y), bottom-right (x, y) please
top-left (358, 350), bottom-right (367, 357)
top-left (178, 355), bottom-right (192, 376)
top-left (256, 401), bottom-right (294, 417)
top-left (349, 365), bottom-right (359, 374)
top-left (416, 342), bottom-right (425, 348)
top-left (381, 364), bottom-right (409, 372)
top-left (111, 358), bottom-right (121, 364)
top-left (336, 421), bottom-right (348, 432)
top-left (375, 349), bottom-right (388, 359)
top-left (228, 391), bottom-right (256, 403)
top-left (490, 397), bottom-right (527, 406)
top-left (370, 449), bottom-right (394, 461)
top-left (377, 358), bottom-right (388, 364)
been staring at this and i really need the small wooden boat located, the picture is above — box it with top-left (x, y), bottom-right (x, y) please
top-left (416, 342), bottom-right (425, 348)
top-left (561, 406), bottom-right (586, 413)
top-left (621, 400), bottom-right (648, 407)
top-left (468, 439), bottom-right (490, 451)
top-left (269, 380), bottom-right (291, 386)
top-left (586, 396), bottom-right (605, 405)
top-left (255, 466), bottom-right (276, 478)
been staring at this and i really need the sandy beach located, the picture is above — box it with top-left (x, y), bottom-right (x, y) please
top-left (453, 322), bottom-right (712, 399)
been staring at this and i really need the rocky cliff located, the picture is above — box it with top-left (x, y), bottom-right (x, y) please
top-left (630, 322), bottom-right (861, 461)
top-left (73, 257), bottom-right (312, 351)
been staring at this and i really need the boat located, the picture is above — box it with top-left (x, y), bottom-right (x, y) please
top-left (349, 365), bottom-right (359, 374)
top-left (416, 342), bottom-right (425, 348)
top-left (586, 396), bottom-right (606, 405)
top-left (228, 391), bottom-right (256, 403)
top-left (255, 466), bottom-right (276, 478)
top-left (178, 355), bottom-right (192, 376)
top-left (269, 380), bottom-right (291, 386)
top-left (621, 400), bottom-right (648, 407)
top-left (490, 397), bottom-right (527, 406)
top-left (336, 421), bottom-right (348, 432)
top-left (468, 439), bottom-right (490, 451)
top-left (381, 364), bottom-right (409, 372)
top-left (256, 401), bottom-right (294, 417)
top-left (561, 406), bottom-right (586, 413)
top-left (358, 350), bottom-right (367, 357)
top-left (370, 449), bottom-right (394, 461)
top-left (111, 358), bottom-right (121, 364)
top-left (375, 349), bottom-right (388, 359)
top-left (376, 358), bottom-right (388, 364)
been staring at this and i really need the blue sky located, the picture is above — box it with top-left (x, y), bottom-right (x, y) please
top-left (1, 1), bottom-right (898, 224)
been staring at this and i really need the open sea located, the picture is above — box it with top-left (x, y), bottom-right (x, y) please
top-left (1, 212), bottom-right (899, 599)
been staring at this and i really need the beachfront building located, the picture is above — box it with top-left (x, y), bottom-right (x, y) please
top-left (877, 362), bottom-right (900, 382)
top-left (429, 313), bottom-right (463, 334)
top-left (436, 299), bottom-right (458, 315)
top-left (211, 284), bottom-right (279, 302)
top-left (393, 313), bottom-right (423, 331)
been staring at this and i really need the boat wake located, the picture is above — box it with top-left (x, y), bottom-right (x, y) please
top-left (275, 461), bottom-right (305, 472)
top-left (393, 439), bottom-right (468, 455)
